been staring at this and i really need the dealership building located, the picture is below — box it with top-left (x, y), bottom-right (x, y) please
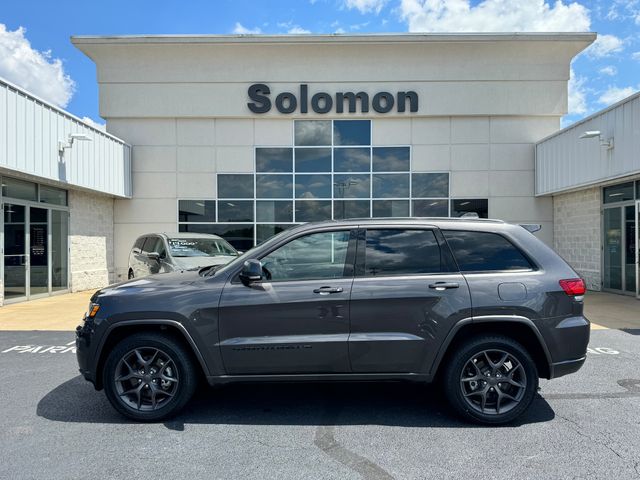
top-left (2, 32), bottom-right (638, 305)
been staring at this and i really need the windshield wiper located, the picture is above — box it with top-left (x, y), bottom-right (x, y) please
top-left (199, 264), bottom-right (223, 276)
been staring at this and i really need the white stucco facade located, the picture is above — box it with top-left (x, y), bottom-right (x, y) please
top-left (71, 33), bottom-right (594, 282)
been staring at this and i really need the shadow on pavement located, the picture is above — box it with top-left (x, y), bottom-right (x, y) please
top-left (37, 375), bottom-right (555, 428)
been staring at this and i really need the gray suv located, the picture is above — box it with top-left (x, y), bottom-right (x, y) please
top-left (76, 218), bottom-right (589, 424)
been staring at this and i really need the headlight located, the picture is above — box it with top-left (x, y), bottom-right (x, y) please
top-left (86, 302), bottom-right (100, 319)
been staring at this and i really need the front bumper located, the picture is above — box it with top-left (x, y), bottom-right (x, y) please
top-left (76, 319), bottom-right (96, 386)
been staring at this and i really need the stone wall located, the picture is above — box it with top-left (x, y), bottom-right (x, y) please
top-left (553, 187), bottom-right (601, 291)
top-left (69, 189), bottom-right (115, 292)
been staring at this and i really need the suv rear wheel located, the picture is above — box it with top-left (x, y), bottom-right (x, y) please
top-left (443, 335), bottom-right (538, 424)
top-left (103, 332), bottom-right (197, 422)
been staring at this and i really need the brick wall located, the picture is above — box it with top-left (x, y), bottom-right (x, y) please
top-left (69, 190), bottom-right (115, 292)
top-left (553, 187), bottom-right (601, 290)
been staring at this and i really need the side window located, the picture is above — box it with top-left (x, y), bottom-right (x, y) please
top-left (442, 230), bottom-right (533, 272)
top-left (133, 237), bottom-right (146, 253)
top-left (142, 237), bottom-right (162, 255)
top-left (364, 229), bottom-right (442, 276)
top-left (260, 230), bottom-right (351, 281)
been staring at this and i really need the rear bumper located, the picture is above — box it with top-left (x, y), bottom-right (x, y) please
top-left (549, 356), bottom-right (586, 379)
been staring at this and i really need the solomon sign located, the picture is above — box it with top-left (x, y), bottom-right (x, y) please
top-left (247, 83), bottom-right (419, 114)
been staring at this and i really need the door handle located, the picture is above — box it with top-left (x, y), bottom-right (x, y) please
top-left (313, 286), bottom-right (344, 295)
top-left (429, 282), bottom-right (459, 291)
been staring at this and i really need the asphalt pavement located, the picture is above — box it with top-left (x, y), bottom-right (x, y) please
top-left (1, 328), bottom-right (639, 479)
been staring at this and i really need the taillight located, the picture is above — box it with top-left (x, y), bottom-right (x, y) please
top-left (559, 278), bottom-right (586, 296)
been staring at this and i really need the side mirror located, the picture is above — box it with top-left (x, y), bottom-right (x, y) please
top-left (239, 259), bottom-right (263, 285)
top-left (147, 252), bottom-right (161, 262)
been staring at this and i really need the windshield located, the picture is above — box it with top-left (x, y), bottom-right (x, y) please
top-left (167, 238), bottom-right (237, 258)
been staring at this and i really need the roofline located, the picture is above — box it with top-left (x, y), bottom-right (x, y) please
top-left (71, 32), bottom-right (597, 46)
top-left (537, 89), bottom-right (640, 145)
top-left (0, 75), bottom-right (130, 146)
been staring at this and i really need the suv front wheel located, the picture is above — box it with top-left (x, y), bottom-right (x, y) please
top-left (103, 332), bottom-right (197, 422)
top-left (443, 335), bottom-right (538, 424)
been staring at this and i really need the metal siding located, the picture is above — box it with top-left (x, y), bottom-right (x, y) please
top-left (0, 78), bottom-right (131, 198)
top-left (536, 94), bottom-right (640, 195)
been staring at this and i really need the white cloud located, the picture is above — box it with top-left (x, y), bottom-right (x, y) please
top-left (632, 51), bottom-right (640, 61)
top-left (288, 26), bottom-right (311, 34)
top-left (334, 27), bottom-right (347, 33)
top-left (567, 67), bottom-right (588, 115)
top-left (232, 22), bottom-right (262, 34)
top-left (598, 86), bottom-right (638, 106)
top-left (344, 0), bottom-right (388, 14)
top-left (399, 0), bottom-right (591, 32)
top-left (81, 116), bottom-right (106, 131)
top-left (0, 24), bottom-right (75, 108)
top-left (584, 34), bottom-right (624, 59)
top-left (599, 65), bottom-right (617, 76)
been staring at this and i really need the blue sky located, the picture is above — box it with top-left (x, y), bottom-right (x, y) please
top-left (1, 0), bottom-right (639, 128)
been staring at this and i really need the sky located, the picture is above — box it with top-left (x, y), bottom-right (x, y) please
top-left (1, 0), bottom-right (639, 129)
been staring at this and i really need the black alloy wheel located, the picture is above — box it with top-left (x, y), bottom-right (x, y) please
top-left (103, 333), bottom-right (197, 421)
top-left (444, 335), bottom-right (538, 424)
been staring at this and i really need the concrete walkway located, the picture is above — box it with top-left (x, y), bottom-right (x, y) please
top-left (584, 290), bottom-right (640, 331)
top-left (0, 291), bottom-right (94, 330)
top-left (0, 288), bottom-right (637, 331)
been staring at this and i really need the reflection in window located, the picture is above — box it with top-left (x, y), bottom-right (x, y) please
top-left (295, 174), bottom-right (332, 199)
top-left (179, 200), bottom-right (216, 222)
top-left (40, 185), bottom-right (68, 206)
top-left (443, 230), bottom-right (533, 271)
top-left (450, 199), bottom-right (488, 218)
top-left (295, 148), bottom-right (331, 172)
top-left (334, 148), bottom-right (371, 172)
top-left (218, 174), bottom-right (253, 198)
top-left (603, 182), bottom-right (635, 204)
top-left (256, 200), bottom-right (293, 222)
top-left (372, 147), bottom-right (410, 172)
top-left (334, 174), bottom-right (370, 199)
top-left (257, 224), bottom-right (297, 244)
top-left (178, 223), bottom-right (254, 251)
top-left (256, 148), bottom-right (293, 173)
top-left (334, 200), bottom-right (370, 219)
top-left (412, 173), bottom-right (449, 198)
top-left (295, 120), bottom-right (331, 146)
top-left (256, 174), bottom-right (293, 199)
top-left (365, 229), bottom-right (442, 276)
top-left (261, 230), bottom-right (350, 281)
top-left (295, 200), bottom-right (332, 222)
top-left (218, 200), bottom-right (254, 222)
top-left (372, 174), bottom-right (409, 198)
top-left (334, 120), bottom-right (370, 146)
top-left (1, 177), bottom-right (37, 201)
top-left (373, 200), bottom-right (410, 217)
top-left (413, 199), bottom-right (448, 217)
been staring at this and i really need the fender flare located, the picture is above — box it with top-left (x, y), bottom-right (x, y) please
top-left (94, 319), bottom-right (211, 385)
top-left (429, 315), bottom-right (553, 376)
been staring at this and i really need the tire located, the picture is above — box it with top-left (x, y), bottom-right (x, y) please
top-left (103, 332), bottom-right (198, 422)
top-left (443, 335), bottom-right (538, 425)
top-left (128, 269), bottom-right (134, 279)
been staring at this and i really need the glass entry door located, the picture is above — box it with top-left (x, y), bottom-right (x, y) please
top-left (3, 204), bottom-right (27, 301)
top-left (2, 203), bottom-right (68, 302)
top-left (603, 204), bottom-right (638, 295)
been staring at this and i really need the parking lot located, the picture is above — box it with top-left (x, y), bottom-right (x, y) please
top-left (1, 294), bottom-right (639, 479)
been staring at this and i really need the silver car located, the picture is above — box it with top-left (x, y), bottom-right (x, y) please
top-left (127, 232), bottom-right (238, 279)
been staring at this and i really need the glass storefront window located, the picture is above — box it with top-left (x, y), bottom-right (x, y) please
top-left (295, 148), bottom-right (331, 172)
top-left (412, 173), bottom-right (449, 198)
top-left (178, 200), bottom-right (216, 222)
top-left (334, 148), bottom-right (371, 172)
top-left (451, 199), bottom-right (489, 218)
top-left (2, 177), bottom-right (37, 202)
top-left (256, 201), bottom-right (293, 223)
top-left (413, 199), bottom-right (449, 217)
top-left (295, 200), bottom-right (332, 222)
top-left (295, 120), bottom-right (331, 146)
top-left (373, 200), bottom-right (410, 217)
top-left (334, 200), bottom-right (370, 219)
top-left (256, 174), bottom-right (293, 199)
top-left (334, 120), bottom-right (370, 146)
top-left (39, 185), bottom-right (68, 206)
top-left (256, 148), bottom-right (293, 173)
top-left (217, 201), bottom-right (254, 222)
top-left (217, 174), bottom-right (253, 199)
top-left (372, 174), bottom-right (410, 198)
top-left (295, 175), bottom-right (332, 199)
top-left (603, 182), bottom-right (634, 203)
top-left (372, 147), bottom-right (410, 172)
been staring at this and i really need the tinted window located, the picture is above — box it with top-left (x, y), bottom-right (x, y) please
top-left (334, 200), bottom-right (370, 220)
top-left (256, 148), bottom-right (293, 173)
top-left (218, 200), bottom-right (254, 222)
top-left (256, 200), bottom-right (293, 222)
top-left (412, 173), bottom-right (449, 198)
top-left (334, 148), bottom-right (371, 172)
top-left (39, 185), bottom-right (68, 206)
top-left (295, 200), bottom-right (332, 222)
top-left (364, 229), bottom-right (442, 276)
top-left (334, 120), bottom-right (370, 146)
top-left (295, 174), bottom-right (332, 199)
top-left (451, 199), bottom-right (488, 218)
top-left (179, 223), bottom-right (254, 251)
top-left (373, 200), bottom-right (409, 217)
top-left (372, 147), bottom-right (410, 172)
top-left (295, 148), bottom-right (331, 172)
top-left (256, 174), bottom-right (293, 199)
top-left (179, 200), bottom-right (216, 222)
top-left (2, 177), bottom-right (37, 201)
top-left (217, 174), bottom-right (253, 199)
top-left (295, 120), bottom-right (331, 146)
top-left (333, 174), bottom-right (370, 198)
top-left (260, 230), bottom-right (351, 281)
top-left (443, 230), bottom-right (533, 272)
top-left (142, 237), bottom-right (162, 255)
top-left (372, 174), bottom-right (409, 198)
top-left (133, 237), bottom-right (146, 252)
top-left (603, 182), bottom-right (634, 204)
top-left (413, 199), bottom-right (448, 217)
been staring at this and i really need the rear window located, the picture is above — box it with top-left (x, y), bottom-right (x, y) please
top-left (364, 229), bottom-right (443, 276)
top-left (442, 230), bottom-right (533, 272)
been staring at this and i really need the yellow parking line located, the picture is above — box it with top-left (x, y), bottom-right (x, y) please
top-left (590, 323), bottom-right (609, 330)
